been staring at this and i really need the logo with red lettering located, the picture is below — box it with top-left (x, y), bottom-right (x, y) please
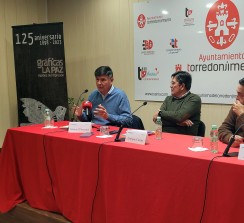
top-left (205, 0), bottom-right (240, 50)
top-left (142, 40), bottom-right (153, 50)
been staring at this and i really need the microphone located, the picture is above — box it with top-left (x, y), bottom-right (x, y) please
top-left (132, 101), bottom-right (147, 114)
top-left (115, 101), bottom-right (147, 142)
top-left (223, 123), bottom-right (244, 157)
top-left (82, 101), bottom-right (93, 116)
top-left (71, 89), bottom-right (88, 121)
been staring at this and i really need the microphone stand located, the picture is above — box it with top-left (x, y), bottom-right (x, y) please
top-left (114, 124), bottom-right (125, 142)
top-left (114, 101), bottom-right (147, 142)
top-left (131, 102), bottom-right (147, 115)
top-left (222, 136), bottom-right (237, 157)
top-left (70, 89), bottom-right (88, 121)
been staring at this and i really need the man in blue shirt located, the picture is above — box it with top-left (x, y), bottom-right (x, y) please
top-left (76, 66), bottom-right (132, 127)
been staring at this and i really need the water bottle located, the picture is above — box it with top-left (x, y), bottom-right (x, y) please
top-left (210, 124), bottom-right (218, 153)
top-left (44, 108), bottom-right (51, 127)
top-left (155, 116), bottom-right (162, 140)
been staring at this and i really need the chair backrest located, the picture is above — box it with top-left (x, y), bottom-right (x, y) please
top-left (197, 121), bottom-right (206, 137)
top-left (131, 115), bottom-right (145, 130)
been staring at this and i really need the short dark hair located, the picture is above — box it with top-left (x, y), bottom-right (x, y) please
top-left (171, 71), bottom-right (192, 90)
top-left (239, 78), bottom-right (244, 86)
top-left (94, 66), bottom-right (113, 78)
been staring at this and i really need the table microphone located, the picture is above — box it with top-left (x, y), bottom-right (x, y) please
top-left (114, 101), bottom-right (147, 142)
top-left (82, 101), bottom-right (93, 116)
top-left (222, 123), bottom-right (244, 157)
top-left (71, 89), bottom-right (88, 121)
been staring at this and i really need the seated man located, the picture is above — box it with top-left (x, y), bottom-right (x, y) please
top-left (218, 78), bottom-right (244, 147)
top-left (76, 66), bottom-right (132, 127)
top-left (153, 71), bottom-right (201, 135)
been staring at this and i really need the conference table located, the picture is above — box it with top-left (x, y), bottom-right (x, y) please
top-left (0, 121), bottom-right (243, 223)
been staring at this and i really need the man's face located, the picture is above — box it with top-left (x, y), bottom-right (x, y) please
top-left (236, 84), bottom-right (244, 104)
top-left (170, 76), bottom-right (185, 98)
top-left (96, 75), bottom-right (113, 95)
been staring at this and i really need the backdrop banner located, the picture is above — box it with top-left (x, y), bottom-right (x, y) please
top-left (134, 0), bottom-right (243, 104)
top-left (12, 22), bottom-right (68, 126)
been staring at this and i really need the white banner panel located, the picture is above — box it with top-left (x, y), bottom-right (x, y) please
top-left (134, 0), bottom-right (244, 104)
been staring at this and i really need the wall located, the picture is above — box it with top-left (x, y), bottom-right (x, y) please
top-left (0, 0), bottom-right (47, 146)
top-left (47, 0), bottom-right (231, 135)
top-left (0, 0), bottom-right (231, 146)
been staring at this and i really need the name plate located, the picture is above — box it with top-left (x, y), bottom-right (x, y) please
top-left (68, 122), bottom-right (92, 133)
top-left (238, 144), bottom-right (244, 160)
top-left (125, 129), bottom-right (148, 145)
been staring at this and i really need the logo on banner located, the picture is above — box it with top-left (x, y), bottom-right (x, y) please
top-left (37, 58), bottom-right (64, 78)
top-left (138, 67), bottom-right (147, 80)
top-left (141, 40), bottom-right (155, 55)
top-left (137, 13), bottom-right (171, 29)
top-left (205, 0), bottom-right (240, 50)
top-left (166, 38), bottom-right (182, 54)
top-left (20, 98), bottom-right (67, 125)
top-left (143, 40), bottom-right (153, 50)
top-left (170, 38), bottom-right (178, 48)
top-left (138, 67), bottom-right (159, 80)
top-left (175, 64), bottom-right (183, 72)
top-left (137, 14), bottom-right (146, 28)
top-left (185, 8), bottom-right (192, 17)
top-left (184, 8), bottom-right (195, 26)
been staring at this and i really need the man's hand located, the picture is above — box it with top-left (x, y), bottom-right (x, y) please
top-left (232, 100), bottom-right (244, 117)
top-left (177, 119), bottom-right (194, 127)
top-left (231, 135), bottom-right (244, 147)
top-left (153, 110), bottom-right (160, 123)
top-left (94, 104), bottom-right (108, 120)
top-left (73, 105), bottom-right (82, 117)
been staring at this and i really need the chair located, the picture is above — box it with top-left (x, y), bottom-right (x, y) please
top-left (197, 121), bottom-right (206, 137)
top-left (130, 115), bottom-right (145, 130)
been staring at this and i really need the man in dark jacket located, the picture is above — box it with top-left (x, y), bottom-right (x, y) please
top-left (153, 71), bottom-right (201, 135)
top-left (218, 78), bottom-right (244, 147)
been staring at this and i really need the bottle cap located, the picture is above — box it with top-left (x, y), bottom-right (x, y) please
top-left (211, 124), bottom-right (217, 130)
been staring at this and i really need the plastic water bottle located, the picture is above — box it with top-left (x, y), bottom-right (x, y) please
top-left (210, 124), bottom-right (218, 153)
top-left (44, 108), bottom-right (51, 127)
top-left (155, 116), bottom-right (162, 140)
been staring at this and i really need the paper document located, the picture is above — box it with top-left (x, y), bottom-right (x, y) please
top-left (188, 147), bottom-right (208, 152)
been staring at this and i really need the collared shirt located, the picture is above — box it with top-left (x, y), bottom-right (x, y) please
top-left (99, 85), bottom-right (114, 100)
top-left (173, 91), bottom-right (190, 99)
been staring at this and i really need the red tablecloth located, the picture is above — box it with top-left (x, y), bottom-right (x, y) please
top-left (0, 121), bottom-right (243, 223)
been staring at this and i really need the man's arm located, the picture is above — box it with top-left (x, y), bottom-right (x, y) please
top-left (159, 94), bottom-right (201, 124)
top-left (218, 109), bottom-right (236, 144)
top-left (218, 108), bottom-right (244, 146)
